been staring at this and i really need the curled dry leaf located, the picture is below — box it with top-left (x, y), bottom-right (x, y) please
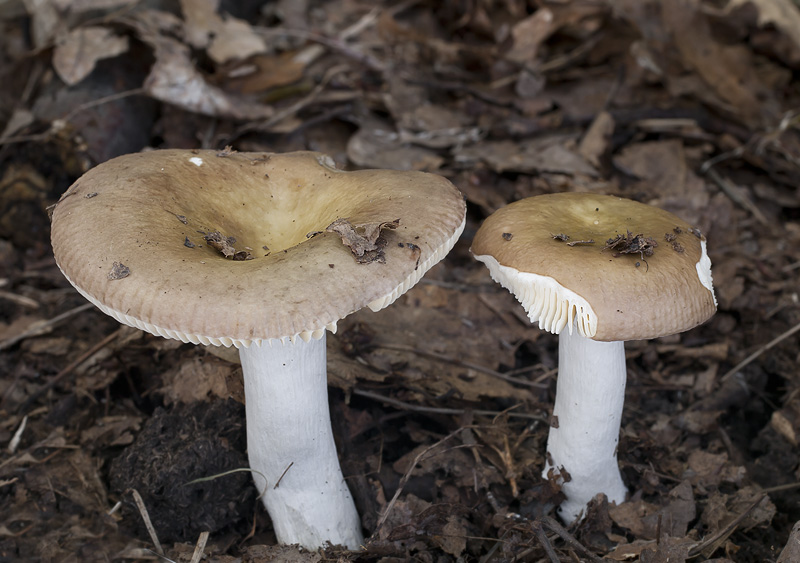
top-left (203, 231), bottom-right (252, 260)
top-left (326, 218), bottom-right (400, 264)
top-left (53, 26), bottom-right (130, 86)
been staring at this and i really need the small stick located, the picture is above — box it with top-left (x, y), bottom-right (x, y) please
top-left (0, 302), bottom-right (94, 351)
top-left (688, 495), bottom-right (767, 557)
top-left (130, 489), bottom-right (164, 556)
top-left (375, 428), bottom-right (467, 531)
top-left (189, 531), bottom-right (210, 563)
top-left (541, 515), bottom-right (603, 563)
top-left (533, 521), bottom-right (560, 563)
top-left (274, 462), bottom-right (294, 489)
top-left (352, 388), bottom-right (547, 422)
top-left (720, 319), bottom-right (800, 382)
top-left (7, 415), bottom-right (27, 453)
top-left (18, 327), bottom-right (124, 414)
top-left (376, 343), bottom-right (547, 389)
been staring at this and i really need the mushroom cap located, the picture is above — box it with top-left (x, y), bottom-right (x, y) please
top-left (51, 149), bottom-right (466, 347)
top-left (471, 193), bottom-right (716, 341)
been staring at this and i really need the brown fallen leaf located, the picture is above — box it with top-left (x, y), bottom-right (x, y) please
top-left (53, 26), bottom-right (129, 86)
top-left (142, 35), bottom-right (273, 120)
top-left (203, 231), bottom-right (251, 260)
top-left (326, 218), bottom-right (400, 264)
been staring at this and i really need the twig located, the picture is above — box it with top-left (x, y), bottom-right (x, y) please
top-left (17, 326), bottom-right (124, 414)
top-left (274, 462), bottom-right (294, 489)
top-left (7, 415), bottom-right (27, 453)
top-left (239, 65), bottom-right (349, 133)
top-left (130, 488), bottom-right (164, 556)
top-left (540, 516), bottom-right (604, 563)
top-left (189, 531), bottom-right (210, 563)
top-left (0, 88), bottom-right (145, 146)
top-left (352, 388), bottom-right (548, 422)
top-left (533, 521), bottom-right (560, 563)
top-left (375, 428), bottom-right (467, 531)
top-left (375, 343), bottom-right (547, 389)
top-left (0, 290), bottom-right (40, 309)
top-left (0, 302), bottom-right (94, 351)
top-left (688, 494), bottom-right (767, 557)
top-left (720, 319), bottom-right (800, 382)
top-left (703, 167), bottom-right (769, 225)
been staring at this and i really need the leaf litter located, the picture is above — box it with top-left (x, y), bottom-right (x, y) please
top-left (1, 0), bottom-right (800, 561)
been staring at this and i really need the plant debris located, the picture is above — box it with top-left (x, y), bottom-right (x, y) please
top-left (604, 231), bottom-right (658, 258)
top-left (203, 231), bottom-right (252, 260)
top-left (107, 261), bottom-right (130, 280)
top-left (325, 218), bottom-right (400, 264)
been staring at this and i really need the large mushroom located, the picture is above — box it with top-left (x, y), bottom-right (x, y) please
top-left (50, 149), bottom-right (466, 548)
top-left (470, 193), bottom-right (716, 522)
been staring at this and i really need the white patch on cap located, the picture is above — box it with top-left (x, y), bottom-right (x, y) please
top-left (696, 239), bottom-right (717, 307)
top-left (473, 253), bottom-right (598, 338)
top-left (189, 157), bottom-right (204, 166)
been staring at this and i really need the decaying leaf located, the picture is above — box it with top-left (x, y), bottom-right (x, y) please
top-left (108, 261), bottom-right (130, 280)
top-left (179, 0), bottom-right (267, 64)
top-left (143, 36), bottom-right (273, 120)
top-left (326, 218), bottom-right (400, 264)
top-left (52, 26), bottom-right (129, 86)
top-left (203, 231), bottom-right (252, 260)
top-left (604, 230), bottom-right (658, 259)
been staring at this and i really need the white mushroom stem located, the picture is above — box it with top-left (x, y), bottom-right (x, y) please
top-left (239, 335), bottom-right (363, 549)
top-left (543, 329), bottom-right (628, 522)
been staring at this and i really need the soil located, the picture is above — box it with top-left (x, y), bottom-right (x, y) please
top-left (2, 1), bottom-right (800, 562)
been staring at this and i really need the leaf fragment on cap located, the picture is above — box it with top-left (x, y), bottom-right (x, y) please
top-left (326, 218), bottom-right (400, 264)
top-left (108, 262), bottom-right (130, 280)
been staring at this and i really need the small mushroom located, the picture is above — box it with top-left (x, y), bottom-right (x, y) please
top-left (471, 192), bottom-right (716, 523)
top-left (50, 149), bottom-right (466, 549)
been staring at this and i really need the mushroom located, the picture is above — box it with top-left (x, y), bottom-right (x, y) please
top-left (50, 149), bottom-right (466, 548)
top-left (470, 193), bottom-right (716, 522)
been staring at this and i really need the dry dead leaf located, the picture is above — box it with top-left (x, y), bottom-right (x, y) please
top-left (778, 520), bottom-right (800, 563)
top-left (457, 137), bottom-right (597, 176)
top-left (639, 535), bottom-right (693, 563)
top-left (347, 123), bottom-right (444, 171)
top-left (325, 217), bottom-right (399, 264)
top-left (727, 0), bottom-right (800, 54)
top-left (53, 26), bottom-right (129, 86)
top-left (160, 356), bottom-right (235, 404)
top-left (505, 8), bottom-right (557, 65)
top-left (143, 36), bottom-right (273, 120)
top-left (207, 15), bottom-right (268, 64)
top-left (179, 0), bottom-right (267, 64)
top-left (222, 51), bottom-right (307, 94)
top-left (578, 111), bottom-right (615, 167)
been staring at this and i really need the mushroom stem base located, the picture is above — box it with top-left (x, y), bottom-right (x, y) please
top-left (543, 330), bottom-right (628, 522)
top-left (239, 336), bottom-right (363, 549)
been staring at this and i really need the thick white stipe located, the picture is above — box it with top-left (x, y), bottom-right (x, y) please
top-left (543, 329), bottom-right (628, 522)
top-left (240, 336), bottom-right (363, 549)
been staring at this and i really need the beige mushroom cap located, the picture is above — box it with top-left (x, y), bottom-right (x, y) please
top-left (471, 193), bottom-right (716, 342)
top-left (51, 149), bottom-right (466, 347)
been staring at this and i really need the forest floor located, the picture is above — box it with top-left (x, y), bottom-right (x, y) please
top-left (1, 0), bottom-right (800, 561)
